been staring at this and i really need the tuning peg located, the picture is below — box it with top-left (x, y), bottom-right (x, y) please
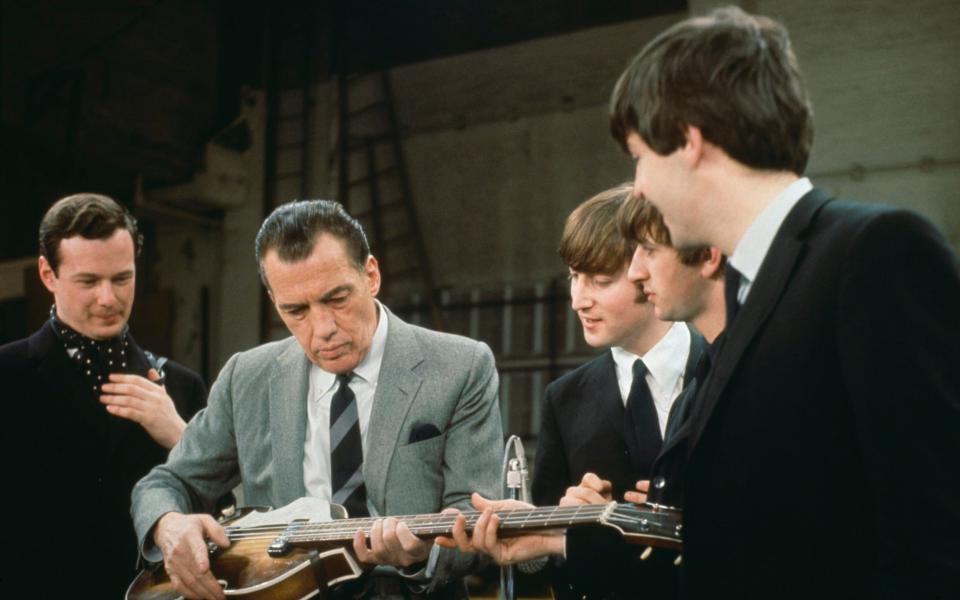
top-left (640, 546), bottom-right (653, 560)
top-left (673, 554), bottom-right (682, 566)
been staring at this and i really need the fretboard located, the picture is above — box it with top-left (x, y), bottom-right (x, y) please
top-left (226, 503), bottom-right (614, 546)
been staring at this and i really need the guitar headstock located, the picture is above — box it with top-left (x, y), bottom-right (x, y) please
top-left (599, 502), bottom-right (683, 550)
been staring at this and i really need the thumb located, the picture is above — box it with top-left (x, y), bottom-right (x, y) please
top-left (147, 368), bottom-right (167, 388)
top-left (202, 515), bottom-right (231, 548)
top-left (471, 492), bottom-right (491, 510)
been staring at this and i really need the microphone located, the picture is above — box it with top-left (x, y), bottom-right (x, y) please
top-left (501, 435), bottom-right (530, 502)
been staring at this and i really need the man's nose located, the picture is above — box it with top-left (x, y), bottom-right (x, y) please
top-left (570, 278), bottom-right (592, 311)
top-left (96, 281), bottom-right (118, 305)
top-left (627, 246), bottom-right (649, 283)
top-left (310, 307), bottom-right (338, 340)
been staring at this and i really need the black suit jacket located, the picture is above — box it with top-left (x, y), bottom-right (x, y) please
top-left (559, 338), bottom-right (713, 600)
top-left (533, 325), bottom-right (707, 506)
top-left (683, 190), bottom-right (960, 599)
top-left (533, 325), bottom-right (706, 599)
top-left (0, 322), bottom-right (207, 597)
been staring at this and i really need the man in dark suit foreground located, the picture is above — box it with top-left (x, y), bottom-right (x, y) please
top-left (0, 194), bottom-right (208, 597)
top-left (448, 6), bottom-right (960, 599)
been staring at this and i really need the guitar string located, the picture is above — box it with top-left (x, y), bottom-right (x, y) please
top-left (220, 505), bottom-right (672, 542)
top-left (220, 505), bottom-right (677, 543)
top-left (222, 505), bottom-right (611, 541)
top-left (222, 505), bottom-right (605, 536)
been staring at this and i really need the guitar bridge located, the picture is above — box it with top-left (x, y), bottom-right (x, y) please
top-left (267, 518), bottom-right (309, 557)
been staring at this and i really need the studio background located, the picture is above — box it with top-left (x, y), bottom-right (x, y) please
top-left (2, 0), bottom-right (958, 449)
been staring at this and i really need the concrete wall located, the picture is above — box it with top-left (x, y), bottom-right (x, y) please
top-left (386, 0), bottom-right (960, 289)
top-left (4, 2), bottom-right (955, 377)
top-left (763, 0), bottom-right (960, 247)
top-left (148, 88), bottom-right (266, 376)
top-left (69, 0), bottom-right (956, 382)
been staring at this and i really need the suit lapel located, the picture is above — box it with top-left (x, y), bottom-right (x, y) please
top-left (659, 328), bottom-right (707, 457)
top-left (589, 350), bottom-right (626, 444)
top-left (364, 307), bottom-right (424, 515)
top-left (681, 325), bottom-right (707, 389)
top-left (123, 333), bottom-right (155, 378)
top-left (268, 340), bottom-right (311, 502)
top-left (689, 190), bottom-right (832, 453)
top-left (661, 380), bottom-right (698, 457)
top-left (31, 323), bottom-right (89, 409)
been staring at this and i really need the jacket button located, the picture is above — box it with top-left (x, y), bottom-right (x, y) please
top-left (653, 476), bottom-right (666, 489)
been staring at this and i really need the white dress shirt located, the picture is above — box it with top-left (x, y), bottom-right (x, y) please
top-left (610, 322), bottom-right (691, 436)
top-left (303, 301), bottom-right (388, 502)
top-left (728, 177), bottom-right (812, 303)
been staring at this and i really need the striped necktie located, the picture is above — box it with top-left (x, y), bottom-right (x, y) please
top-left (329, 372), bottom-right (368, 517)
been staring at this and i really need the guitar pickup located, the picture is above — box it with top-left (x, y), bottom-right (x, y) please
top-left (267, 518), bottom-right (309, 557)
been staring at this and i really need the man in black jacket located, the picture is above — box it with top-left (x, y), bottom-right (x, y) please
top-left (608, 7), bottom-right (960, 598)
top-left (532, 185), bottom-right (705, 599)
top-left (485, 195), bottom-right (725, 599)
top-left (533, 184), bottom-right (704, 509)
top-left (0, 193), bottom-right (208, 597)
top-left (449, 6), bottom-right (960, 599)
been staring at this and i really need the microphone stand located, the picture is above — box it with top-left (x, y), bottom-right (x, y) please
top-left (499, 436), bottom-right (529, 600)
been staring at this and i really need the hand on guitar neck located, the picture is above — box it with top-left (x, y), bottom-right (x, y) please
top-left (437, 474), bottom-right (655, 566)
top-left (350, 514), bottom-right (436, 568)
top-left (436, 493), bottom-right (566, 565)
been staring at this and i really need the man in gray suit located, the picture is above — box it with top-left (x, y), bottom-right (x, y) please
top-left (132, 200), bottom-right (503, 599)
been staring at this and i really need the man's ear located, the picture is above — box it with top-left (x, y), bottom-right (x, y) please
top-left (38, 256), bottom-right (57, 293)
top-left (365, 255), bottom-right (381, 297)
top-left (680, 124), bottom-right (707, 169)
top-left (700, 247), bottom-right (725, 280)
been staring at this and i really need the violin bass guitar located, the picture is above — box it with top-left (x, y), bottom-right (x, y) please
top-left (126, 497), bottom-right (682, 600)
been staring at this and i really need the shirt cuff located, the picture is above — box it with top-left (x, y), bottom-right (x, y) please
top-left (142, 539), bottom-right (164, 564)
top-left (397, 543), bottom-right (440, 581)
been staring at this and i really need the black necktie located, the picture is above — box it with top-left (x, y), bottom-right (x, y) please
top-left (623, 359), bottom-right (663, 478)
top-left (724, 266), bottom-right (744, 327)
top-left (329, 373), bottom-right (368, 517)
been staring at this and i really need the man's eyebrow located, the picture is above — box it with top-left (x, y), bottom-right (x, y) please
top-left (320, 284), bottom-right (353, 302)
top-left (278, 300), bottom-right (307, 311)
top-left (70, 269), bottom-right (134, 280)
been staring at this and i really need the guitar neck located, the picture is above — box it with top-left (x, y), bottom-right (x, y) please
top-left (227, 502), bottom-right (680, 550)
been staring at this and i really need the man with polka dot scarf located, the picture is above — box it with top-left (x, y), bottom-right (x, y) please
top-left (0, 193), bottom-right (208, 597)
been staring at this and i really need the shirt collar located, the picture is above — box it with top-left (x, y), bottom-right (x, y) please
top-left (610, 321), bottom-right (690, 391)
top-left (309, 299), bottom-right (389, 394)
top-left (729, 177), bottom-right (812, 291)
top-left (353, 300), bottom-right (388, 385)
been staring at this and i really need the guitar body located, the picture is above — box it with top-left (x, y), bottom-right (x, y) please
top-left (126, 498), bottom-right (363, 600)
top-left (126, 543), bottom-right (360, 600)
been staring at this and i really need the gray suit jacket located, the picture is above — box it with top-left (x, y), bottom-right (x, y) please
top-left (131, 306), bottom-right (504, 593)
